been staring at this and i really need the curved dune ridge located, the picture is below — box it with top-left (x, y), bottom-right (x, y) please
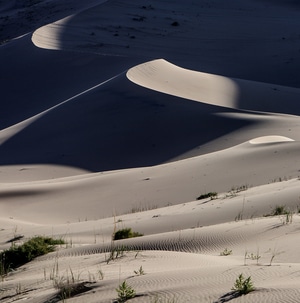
top-left (31, 17), bottom-right (70, 50)
top-left (249, 135), bottom-right (295, 145)
top-left (1, 0), bottom-right (300, 302)
top-left (127, 59), bottom-right (300, 114)
top-left (127, 59), bottom-right (239, 109)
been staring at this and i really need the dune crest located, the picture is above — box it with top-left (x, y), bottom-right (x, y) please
top-left (127, 59), bottom-right (300, 115)
top-left (249, 135), bottom-right (295, 144)
top-left (127, 59), bottom-right (239, 108)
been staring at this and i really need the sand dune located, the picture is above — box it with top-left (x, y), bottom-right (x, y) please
top-left (31, 0), bottom-right (300, 87)
top-left (127, 59), bottom-right (300, 115)
top-left (1, 0), bottom-right (300, 302)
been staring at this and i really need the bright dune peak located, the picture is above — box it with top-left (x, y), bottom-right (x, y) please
top-left (249, 135), bottom-right (295, 145)
top-left (126, 59), bottom-right (239, 108)
top-left (31, 16), bottom-right (73, 50)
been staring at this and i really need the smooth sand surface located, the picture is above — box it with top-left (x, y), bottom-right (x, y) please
top-left (1, 0), bottom-right (300, 302)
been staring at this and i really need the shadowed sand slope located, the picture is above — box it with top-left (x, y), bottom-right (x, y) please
top-left (1, 36), bottom-right (300, 173)
top-left (0, 69), bottom-right (254, 172)
top-left (32, 0), bottom-right (300, 87)
top-left (1, 61), bottom-right (300, 173)
top-left (0, 36), bottom-right (142, 130)
top-left (0, 0), bottom-right (104, 42)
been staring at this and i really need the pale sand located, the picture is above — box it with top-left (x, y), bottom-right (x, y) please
top-left (1, 0), bottom-right (300, 302)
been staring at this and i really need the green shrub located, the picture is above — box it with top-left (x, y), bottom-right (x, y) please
top-left (113, 228), bottom-right (143, 240)
top-left (106, 245), bottom-right (128, 263)
top-left (265, 205), bottom-right (289, 216)
top-left (220, 248), bottom-right (232, 256)
top-left (264, 205), bottom-right (294, 224)
top-left (0, 236), bottom-right (64, 274)
top-left (272, 205), bottom-right (288, 215)
top-left (232, 274), bottom-right (255, 295)
top-left (134, 266), bottom-right (145, 276)
top-left (116, 280), bottom-right (136, 302)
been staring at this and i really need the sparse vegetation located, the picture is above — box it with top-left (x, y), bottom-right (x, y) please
top-left (116, 280), bottom-right (136, 302)
top-left (232, 184), bottom-right (249, 193)
top-left (232, 274), bottom-right (255, 295)
top-left (196, 192), bottom-right (218, 200)
top-left (106, 245), bottom-right (128, 264)
top-left (134, 266), bottom-right (145, 276)
top-left (227, 184), bottom-right (249, 198)
top-left (234, 197), bottom-right (246, 222)
top-left (0, 236), bottom-right (65, 276)
top-left (266, 205), bottom-right (289, 216)
top-left (244, 250), bottom-right (261, 265)
top-left (129, 203), bottom-right (158, 214)
top-left (54, 280), bottom-right (91, 301)
top-left (267, 247), bottom-right (284, 266)
top-left (220, 248), bottom-right (232, 256)
top-left (235, 211), bottom-right (244, 222)
top-left (264, 205), bottom-right (294, 224)
top-left (113, 228), bottom-right (143, 240)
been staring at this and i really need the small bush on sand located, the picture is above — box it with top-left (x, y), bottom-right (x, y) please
top-left (265, 205), bottom-right (289, 216)
top-left (264, 205), bottom-right (293, 224)
top-left (220, 248), bottom-right (232, 256)
top-left (113, 228), bottom-right (143, 240)
top-left (232, 274), bottom-right (255, 295)
top-left (134, 266), bottom-right (145, 276)
top-left (106, 245), bottom-right (128, 263)
top-left (116, 280), bottom-right (136, 302)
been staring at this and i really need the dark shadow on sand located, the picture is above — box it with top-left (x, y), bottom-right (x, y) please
top-left (213, 291), bottom-right (240, 303)
top-left (0, 72), bottom-right (256, 172)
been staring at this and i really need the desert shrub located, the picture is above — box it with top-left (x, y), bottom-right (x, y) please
top-left (232, 274), bottom-right (255, 295)
top-left (265, 205), bottom-right (289, 216)
top-left (116, 280), bottom-right (136, 302)
top-left (55, 281), bottom-right (91, 301)
top-left (264, 205), bottom-right (294, 224)
top-left (134, 266), bottom-right (145, 276)
top-left (113, 228), bottom-right (143, 240)
top-left (272, 205), bottom-right (288, 216)
top-left (220, 248), bottom-right (232, 256)
top-left (106, 245), bottom-right (128, 263)
top-left (244, 250), bottom-right (261, 266)
top-left (0, 236), bottom-right (64, 273)
top-left (196, 192), bottom-right (218, 200)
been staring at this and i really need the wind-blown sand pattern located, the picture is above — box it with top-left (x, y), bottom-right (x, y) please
top-left (1, 0), bottom-right (300, 302)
